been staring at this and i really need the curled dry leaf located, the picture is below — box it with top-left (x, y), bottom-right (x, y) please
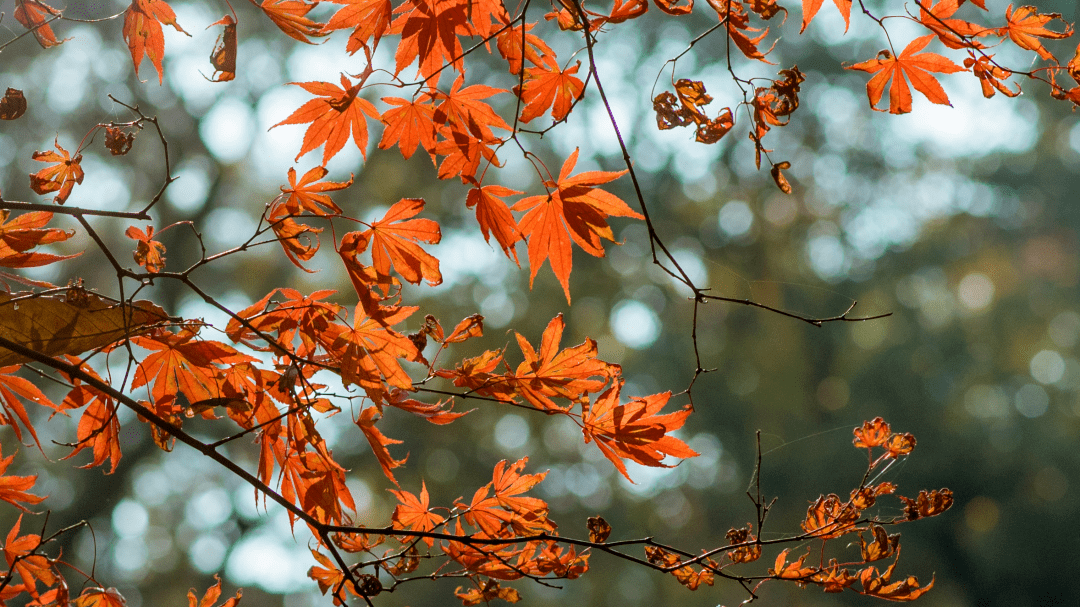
top-left (899, 488), bottom-right (954, 520)
top-left (725, 524), bottom-right (762, 563)
top-left (587, 515), bottom-right (611, 543)
top-left (207, 15), bottom-right (237, 82)
top-left (0, 88), bottom-right (27, 121)
top-left (104, 126), bottom-right (136, 156)
top-left (771, 161), bottom-right (793, 194)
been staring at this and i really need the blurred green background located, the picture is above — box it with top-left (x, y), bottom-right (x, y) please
top-left (1, 0), bottom-right (1078, 605)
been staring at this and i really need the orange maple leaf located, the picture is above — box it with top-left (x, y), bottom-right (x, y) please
top-left (279, 166), bottom-right (353, 216)
top-left (459, 457), bottom-right (553, 537)
top-left (918, 0), bottom-right (995, 49)
top-left (73, 587), bottom-right (129, 607)
top-left (390, 480), bottom-right (445, 545)
top-left (496, 21), bottom-right (554, 75)
top-left (268, 206), bottom-right (323, 271)
top-left (846, 35), bottom-right (966, 114)
top-left (321, 0), bottom-right (392, 53)
top-left (131, 327), bottom-right (255, 411)
top-left (324, 304), bottom-right (421, 399)
top-left (4, 515), bottom-right (58, 598)
top-left (964, 52), bottom-right (1021, 98)
top-left (466, 184), bottom-right (523, 264)
top-left (581, 381), bottom-right (697, 481)
top-left (853, 417), bottom-right (892, 448)
top-left (390, 0), bottom-right (471, 79)
top-left (122, 0), bottom-right (190, 84)
top-left (513, 148), bottom-right (642, 302)
top-left (507, 314), bottom-right (618, 412)
top-left (274, 74), bottom-right (381, 165)
top-left (0, 365), bottom-right (60, 451)
top-left (379, 96), bottom-right (438, 159)
top-left (858, 551), bottom-right (934, 601)
top-left (802, 493), bottom-right (860, 539)
top-left (516, 55), bottom-right (586, 123)
top-left (800, 0), bottom-right (851, 33)
top-left (432, 76), bottom-right (511, 142)
top-left (999, 4), bottom-right (1072, 61)
top-left (60, 362), bottom-right (122, 474)
top-left (187, 574), bottom-right (242, 607)
top-left (0, 448), bottom-right (45, 512)
top-left (29, 138), bottom-right (84, 205)
top-left (454, 579), bottom-right (521, 606)
top-left (357, 406), bottom-right (407, 484)
top-left (14, 0), bottom-right (66, 48)
top-left (125, 225), bottom-right (167, 273)
top-left (358, 197), bottom-right (442, 286)
top-left (770, 547), bottom-right (817, 581)
top-left (254, 0), bottom-right (325, 44)
top-left (899, 488), bottom-right (954, 520)
top-left (0, 211), bottom-right (78, 275)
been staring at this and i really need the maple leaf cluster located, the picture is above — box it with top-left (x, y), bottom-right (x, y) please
top-left (3, 0), bottom-right (1073, 602)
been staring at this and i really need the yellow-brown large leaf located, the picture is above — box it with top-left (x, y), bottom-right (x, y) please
top-left (0, 291), bottom-right (169, 365)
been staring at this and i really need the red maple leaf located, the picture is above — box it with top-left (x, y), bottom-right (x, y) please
top-left (513, 148), bottom-right (642, 301)
top-left (846, 35), bottom-right (966, 114)
top-left (274, 74), bottom-right (381, 165)
top-left (123, 0), bottom-right (190, 84)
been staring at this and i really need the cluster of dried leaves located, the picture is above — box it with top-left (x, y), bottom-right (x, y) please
top-left (1, 0), bottom-right (1074, 604)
